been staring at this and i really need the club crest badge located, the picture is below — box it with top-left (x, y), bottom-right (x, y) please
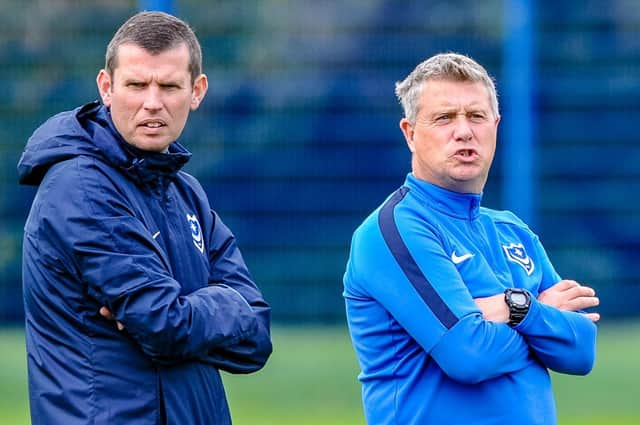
top-left (502, 242), bottom-right (534, 275)
top-left (187, 213), bottom-right (204, 253)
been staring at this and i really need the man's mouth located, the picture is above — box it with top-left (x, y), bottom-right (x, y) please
top-left (139, 119), bottom-right (166, 128)
top-left (455, 149), bottom-right (477, 158)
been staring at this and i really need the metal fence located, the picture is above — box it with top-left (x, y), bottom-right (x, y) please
top-left (1, 0), bottom-right (639, 323)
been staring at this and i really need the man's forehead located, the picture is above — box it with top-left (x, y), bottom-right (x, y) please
top-left (112, 43), bottom-right (191, 78)
top-left (421, 80), bottom-right (490, 103)
top-left (116, 40), bottom-right (188, 53)
top-left (113, 42), bottom-right (189, 63)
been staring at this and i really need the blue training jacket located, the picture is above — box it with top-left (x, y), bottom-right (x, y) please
top-left (343, 174), bottom-right (597, 425)
top-left (18, 101), bottom-right (272, 424)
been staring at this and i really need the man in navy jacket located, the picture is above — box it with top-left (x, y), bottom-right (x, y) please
top-left (18, 11), bottom-right (272, 424)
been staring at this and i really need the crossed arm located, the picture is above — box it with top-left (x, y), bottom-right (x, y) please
top-left (471, 278), bottom-right (600, 375)
top-left (98, 211), bottom-right (272, 372)
top-left (475, 279), bottom-right (600, 323)
top-left (43, 161), bottom-right (271, 372)
top-left (347, 210), bottom-right (600, 383)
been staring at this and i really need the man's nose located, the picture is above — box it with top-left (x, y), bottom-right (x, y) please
top-left (453, 116), bottom-right (473, 142)
top-left (143, 87), bottom-right (163, 110)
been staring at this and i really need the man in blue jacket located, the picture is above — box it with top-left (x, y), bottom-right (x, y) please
top-left (18, 11), bottom-right (272, 424)
top-left (343, 53), bottom-right (600, 425)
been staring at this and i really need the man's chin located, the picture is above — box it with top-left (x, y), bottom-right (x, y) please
top-left (129, 137), bottom-right (173, 153)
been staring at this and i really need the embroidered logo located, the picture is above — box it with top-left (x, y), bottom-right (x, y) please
top-left (502, 243), bottom-right (534, 275)
top-left (187, 213), bottom-right (204, 253)
top-left (451, 250), bottom-right (475, 265)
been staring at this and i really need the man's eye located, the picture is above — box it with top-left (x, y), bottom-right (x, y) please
top-left (161, 84), bottom-right (178, 90)
top-left (435, 114), bottom-right (453, 122)
top-left (127, 82), bottom-right (145, 88)
top-left (469, 113), bottom-right (488, 123)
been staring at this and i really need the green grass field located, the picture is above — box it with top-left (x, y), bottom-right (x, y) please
top-left (1, 321), bottom-right (639, 424)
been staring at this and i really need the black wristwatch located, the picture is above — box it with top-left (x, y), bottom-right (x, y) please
top-left (504, 288), bottom-right (531, 326)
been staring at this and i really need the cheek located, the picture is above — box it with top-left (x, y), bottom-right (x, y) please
top-left (109, 95), bottom-right (134, 116)
top-left (411, 133), bottom-right (432, 156)
top-left (415, 142), bottom-right (442, 165)
top-left (110, 97), bottom-right (139, 128)
top-left (483, 131), bottom-right (498, 155)
top-left (173, 99), bottom-right (194, 121)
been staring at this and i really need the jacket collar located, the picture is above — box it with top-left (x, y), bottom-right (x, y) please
top-left (87, 102), bottom-right (192, 188)
top-left (404, 173), bottom-right (482, 220)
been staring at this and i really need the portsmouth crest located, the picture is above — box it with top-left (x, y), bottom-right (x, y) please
top-left (187, 213), bottom-right (205, 253)
top-left (502, 242), bottom-right (534, 275)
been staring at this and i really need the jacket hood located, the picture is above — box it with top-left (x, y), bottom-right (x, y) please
top-left (18, 101), bottom-right (192, 187)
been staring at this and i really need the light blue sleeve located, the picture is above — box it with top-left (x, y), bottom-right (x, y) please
top-left (514, 236), bottom-right (597, 375)
top-left (515, 300), bottom-right (597, 375)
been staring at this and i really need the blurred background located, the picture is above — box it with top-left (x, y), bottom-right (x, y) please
top-left (1, 0), bottom-right (639, 424)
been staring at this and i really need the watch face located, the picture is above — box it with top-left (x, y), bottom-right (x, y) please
top-left (511, 292), bottom-right (527, 305)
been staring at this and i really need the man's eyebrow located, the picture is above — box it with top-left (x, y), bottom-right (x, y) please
top-left (121, 75), bottom-right (147, 82)
top-left (159, 80), bottom-right (183, 86)
top-left (430, 106), bottom-right (458, 114)
top-left (427, 108), bottom-right (458, 119)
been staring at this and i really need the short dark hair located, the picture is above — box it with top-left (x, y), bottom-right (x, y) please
top-left (105, 11), bottom-right (202, 83)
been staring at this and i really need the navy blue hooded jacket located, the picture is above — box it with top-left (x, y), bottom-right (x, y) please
top-left (18, 101), bottom-right (272, 424)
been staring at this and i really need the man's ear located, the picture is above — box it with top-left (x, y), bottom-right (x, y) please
top-left (96, 70), bottom-right (113, 106)
top-left (190, 74), bottom-right (209, 110)
top-left (399, 118), bottom-right (416, 153)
